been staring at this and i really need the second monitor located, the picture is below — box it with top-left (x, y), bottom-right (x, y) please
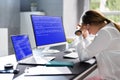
top-left (31, 15), bottom-right (67, 53)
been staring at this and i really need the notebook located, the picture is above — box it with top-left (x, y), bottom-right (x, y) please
top-left (11, 34), bottom-right (55, 65)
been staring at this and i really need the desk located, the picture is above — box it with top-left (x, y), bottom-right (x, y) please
top-left (0, 47), bottom-right (97, 80)
top-left (12, 50), bottom-right (97, 80)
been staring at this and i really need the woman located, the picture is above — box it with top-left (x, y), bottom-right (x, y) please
top-left (77, 10), bottom-right (120, 80)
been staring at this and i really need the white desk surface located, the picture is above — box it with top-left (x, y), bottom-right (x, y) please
top-left (0, 55), bottom-right (17, 80)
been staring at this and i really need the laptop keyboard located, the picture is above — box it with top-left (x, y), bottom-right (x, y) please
top-left (35, 56), bottom-right (55, 64)
top-left (19, 56), bottom-right (36, 63)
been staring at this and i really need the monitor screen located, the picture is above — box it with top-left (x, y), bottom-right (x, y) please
top-left (11, 35), bottom-right (32, 61)
top-left (31, 15), bottom-right (66, 48)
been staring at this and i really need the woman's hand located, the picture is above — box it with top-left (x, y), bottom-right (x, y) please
top-left (82, 29), bottom-right (89, 39)
top-left (76, 24), bottom-right (81, 29)
top-left (76, 24), bottom-right (89, 39)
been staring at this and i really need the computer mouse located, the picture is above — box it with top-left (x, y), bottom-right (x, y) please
top-left (13, 69), bottom-right (20, 74)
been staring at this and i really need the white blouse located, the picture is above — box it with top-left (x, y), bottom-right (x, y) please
top-left (77, 23), bottom-right (120, 80)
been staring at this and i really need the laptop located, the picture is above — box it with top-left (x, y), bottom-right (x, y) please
top-left (11, 34), bottom-right (55, 65)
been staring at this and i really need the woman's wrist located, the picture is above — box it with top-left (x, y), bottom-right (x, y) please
top-left (83, 36), bottom-right (92, 47)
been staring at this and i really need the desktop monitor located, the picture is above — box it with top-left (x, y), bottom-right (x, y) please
top-left (31, 15), bottom-right (67, 52)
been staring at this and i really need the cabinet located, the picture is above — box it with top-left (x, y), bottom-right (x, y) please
top-left (0, 28), bottom-right (8, 57)
top-left (20, 12), bottom-right (45, 48)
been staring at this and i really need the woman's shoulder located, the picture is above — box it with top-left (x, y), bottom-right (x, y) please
top-left (99, 23), bottom-right (119, 33)
top-left (98, 23), bottom-right (120, 39)
top-left (102, 23), bottom-right (118, 31)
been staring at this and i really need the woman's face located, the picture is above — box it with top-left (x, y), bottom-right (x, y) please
top-left (82, 24), bottom-right (101, 35)
top-left (79, 23), bottom-right (96, 35)
top-left (79, 24), bottom-right (90, 33)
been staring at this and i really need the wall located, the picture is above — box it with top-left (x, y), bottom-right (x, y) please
top-left (37, 0), bottom-right (63, 16)
top-left (63, 0), bottom-right (85, 38)
top-left (20, 0), bottom-right (63, 16)
top-left (0, 0), bottom-right (20, 55)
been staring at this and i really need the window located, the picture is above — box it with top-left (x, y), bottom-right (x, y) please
top-left (90, 0), bottom-right (120, 24)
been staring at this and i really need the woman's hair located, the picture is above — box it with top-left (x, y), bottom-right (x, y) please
top-left (82, 10), bottom-right (120, 32)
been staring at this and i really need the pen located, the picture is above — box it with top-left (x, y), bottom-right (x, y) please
top-left (0, 69), bottom-right (19, 74)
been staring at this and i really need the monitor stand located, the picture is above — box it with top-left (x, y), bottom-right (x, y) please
top-left (38, 47), bottom-right (60, 54)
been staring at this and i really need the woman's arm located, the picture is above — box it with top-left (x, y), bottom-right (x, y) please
top-left (77, 29), bottom-right (111, 61)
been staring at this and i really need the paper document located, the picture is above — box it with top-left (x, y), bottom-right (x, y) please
top-left (63, 52), bottom-right (78, 59)
top-left (85, 58), bottom-right (96, 64)
top-left (24, 66), bottom-right (72, 76)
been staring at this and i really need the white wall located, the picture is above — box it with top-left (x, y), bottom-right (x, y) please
top-left (63, 0), bottom-right (89, 38)
top-left (63, 0), bottom-right (78, 38)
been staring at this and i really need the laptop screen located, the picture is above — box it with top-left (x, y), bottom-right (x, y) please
top-left (11, 35), bottom-right (33, 61)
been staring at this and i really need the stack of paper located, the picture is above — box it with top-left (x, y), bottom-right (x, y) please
top-left (24, 66), bottom-right (72, 76)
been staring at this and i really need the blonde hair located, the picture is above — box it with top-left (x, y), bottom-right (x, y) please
top-left (82, 10), bottom-right (120, 32)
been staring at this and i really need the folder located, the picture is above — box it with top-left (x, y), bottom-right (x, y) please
top-left (46, 60), bottom-right (74, 67)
